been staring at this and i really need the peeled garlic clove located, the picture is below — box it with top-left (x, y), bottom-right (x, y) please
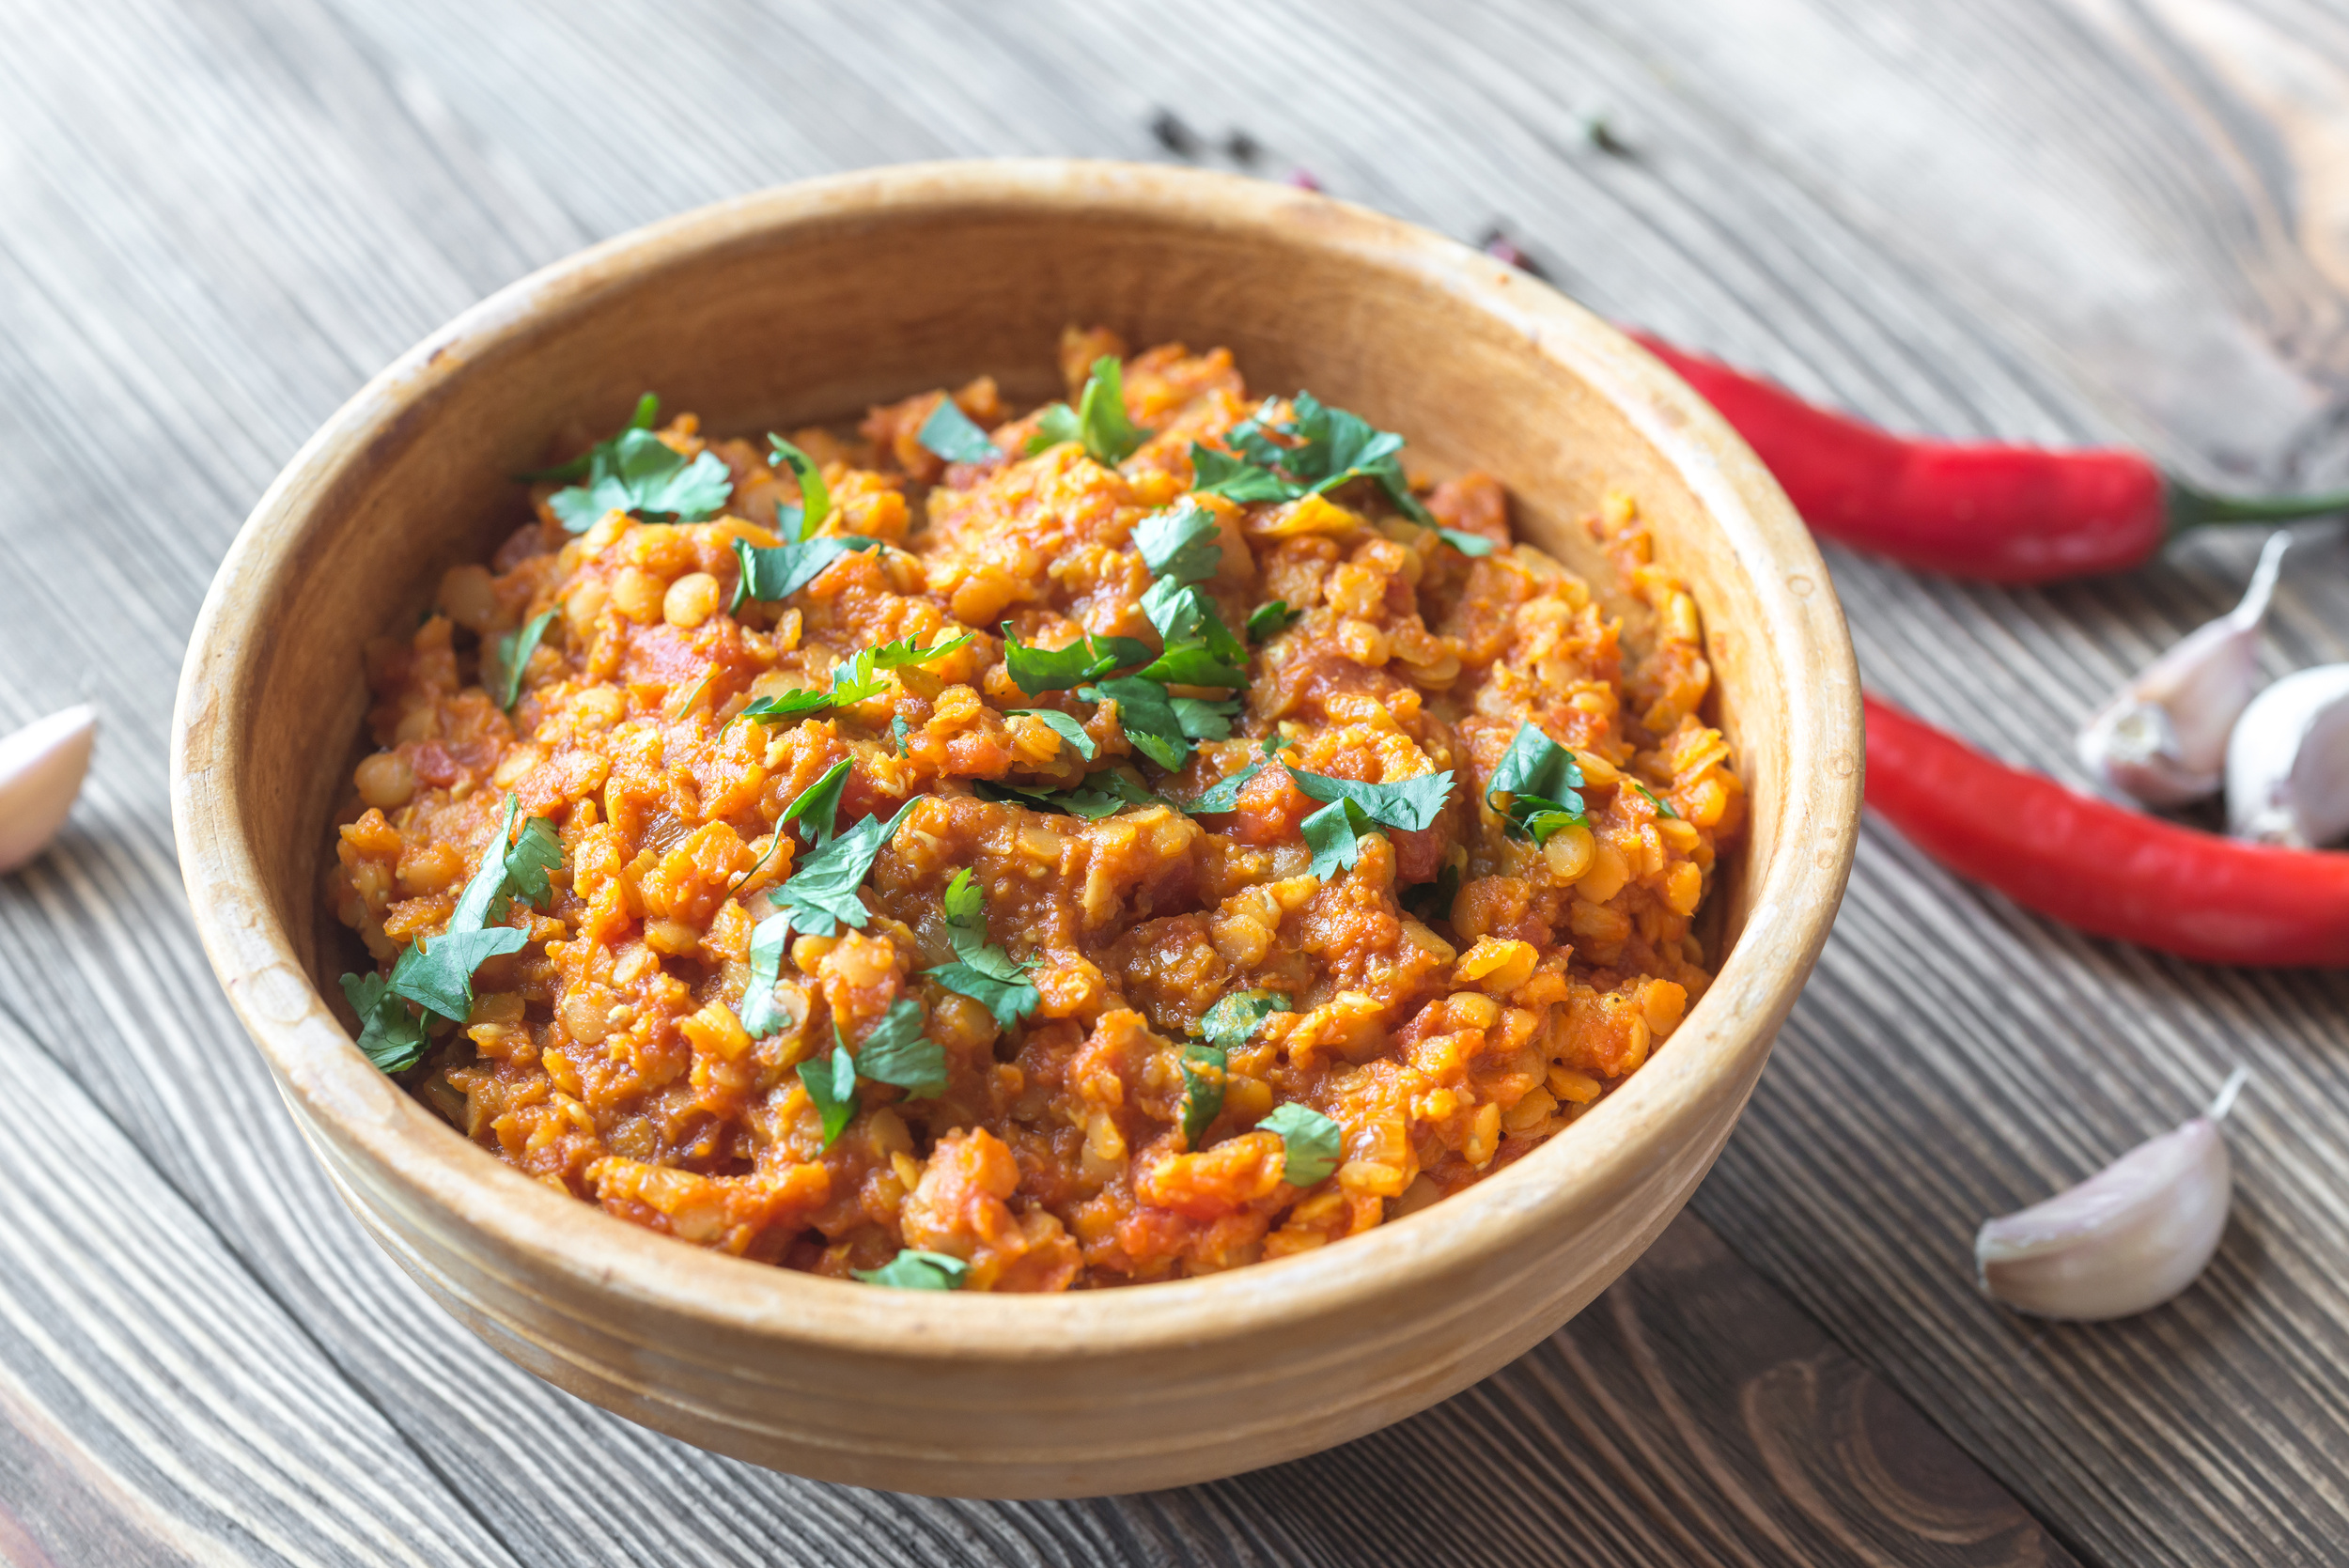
top-left (1977, 1068), bottom-right (2244, 1322)
top-left (2077, 532), bottom-right (2288, 807)
top-left (2226, 663), bottom-right (2349, 847)
top-left (0, 705), bottom-right (98, 875)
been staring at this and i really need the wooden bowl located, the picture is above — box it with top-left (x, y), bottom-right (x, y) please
top-left (170, 160), bottom-right (1860, 1499)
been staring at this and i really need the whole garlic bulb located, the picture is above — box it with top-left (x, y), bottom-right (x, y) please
top-left (2077, 532), bottom-right (2288, 807)
top-left (1976, 1068), bottom-right (2244, 1322)
top-left (2226, 664), bottom-right (2349, 848)
top-left (0, 705), bottom-right (98, 875)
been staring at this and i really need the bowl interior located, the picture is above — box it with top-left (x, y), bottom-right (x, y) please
top-left (254, 178), bottom-right (1791, 1003)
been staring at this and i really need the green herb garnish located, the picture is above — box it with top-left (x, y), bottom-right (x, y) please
top-left (1080, 675), bottom-right (1194, 772)
top-left (1247, 600), bottom-right (1301, 640)
top-left (733, 635), bottom-right (975, 729)
top-left (1486, 723), bottom-right (1587, 845)
top-left (545, 403), bottom-right (734, 532)
top-left (739, 911), bottom-right (793, 1038)
top-left (1628, 779), bottom-right (1679, 819)
top-left (1187, 394), bottom-right (1431, 524)
top-left (490, 611), bottom-right (555, 713)
top-left (1179, 1042), bottom-right (1225, 1148)
top-left (339, 971), bottom-right (431, 1073)
top-left (780, 758), bottom-right (852, 845)
top-left (926, 868), bottom-right (1041, 1030)
top-left (770, 797), bottom-right (919, 939)
top-left (767, 434), bottom-right (832, 540)
top-left (892, 715), bottom-right (910, 756)
top-left (798, 1032), bottom-right (859, 1147)
top-left (730, 534), bottom-right (879, 612)
top-left (1201, 990), bottom-right (1289, 1050)
top-left (973, 776), bottom-right (1135, 820)
top-left (1286, 765), bottom-right (1455, 879)
top-left (367, 796), bottom-right (558, 1037)
top-left (854, 1249), bottom-right (969, 1290)
top-left (1133, 498), bottom-right (1222, 582)
top-left (1028, 355), bottom-right (1149, 466)
top-left (1434, 528), bottom-right (1497, 557)
top-left (1005, 707), bottom-right (1097, 760)
top-left (1260, 1102), bottom-right (1343, 1187)
top-left (916, 398), bottom-right (1001, 465)
top-left (853, 997), bottom-right (949, 1098)
top-left (1000, 625), bottom-right (1153, 695)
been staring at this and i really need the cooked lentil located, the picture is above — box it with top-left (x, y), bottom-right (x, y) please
top-left (331, 329), bottom-right (1744, 1289)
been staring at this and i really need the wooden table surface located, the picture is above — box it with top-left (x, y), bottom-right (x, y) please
top-left (3, 2), bottom-right (2345, 1562)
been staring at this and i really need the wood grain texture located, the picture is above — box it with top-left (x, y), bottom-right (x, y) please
top-left (0, 0), bottom-right (2340, 1559)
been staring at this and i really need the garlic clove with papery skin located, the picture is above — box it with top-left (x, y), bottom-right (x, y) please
top-left (2226, 663), bottom-right (2349, 848)
top-left (0, 705), bottom-right (98, 875)
top-left (1976, 1068), bottom-right (2244, 1322)
top-left (2077, 532), bottom-right (2288, 807)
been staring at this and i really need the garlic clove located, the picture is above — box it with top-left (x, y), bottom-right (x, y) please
top-left (0, 705), bottom-right (98, 875)
top-left (2226, 663), bottom-right (2349, 847)
top-left (1977, 1068), bottom-right (2244, 1322)
top-left (2077, 531), bottom-right (2288, 807)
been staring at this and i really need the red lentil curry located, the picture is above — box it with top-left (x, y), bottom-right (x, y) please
top-left (331, 329), bottom-right (1743, 1292)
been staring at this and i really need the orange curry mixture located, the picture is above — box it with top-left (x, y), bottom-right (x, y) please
top-left (331, 329), bottom-right (1742, 1290)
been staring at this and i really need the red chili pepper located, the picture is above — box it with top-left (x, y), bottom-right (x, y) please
top-left (1628, 330), bottom-right (2349, 582)
top-left (1863, 693), bottom-right (2349, 967)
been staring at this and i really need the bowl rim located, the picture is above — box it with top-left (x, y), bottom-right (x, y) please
top-left (171, 157), bottom-right (1860, 1362)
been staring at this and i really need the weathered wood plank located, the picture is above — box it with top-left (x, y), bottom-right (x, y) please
top-left (0, 0), bottom-right (2342, 1561)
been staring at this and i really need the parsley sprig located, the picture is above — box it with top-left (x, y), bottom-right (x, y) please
top-left (1486, 723), bottom-right (1587, 845)
top-left (535, 396), bottom-right (735, 533)
top-left (488, 611), bottom-right (555, 713)
top-left (854, 1249), bottom-right (969, 1290)
top-left (917, 398), bottom-right (1001, 465)
top-left (1189, 393), bottom-right (1495, 555)
top-left (926, 869), bottom-right (1041, 1030)
top-left (340, 796), bottom-right (561, 1073)
top-left (1260, 1102), bottom-right (1344, 1187)
top-left (1286, 765), bottom-right (1455, 879)
top-left (732, 634), bottom-right (974, 730)
top-left (730, 534), bottom-right (879, 612)
top-left (767, 434), bottom-right (832, 539)
top-left (739, 763), bottom-right (920, 1037)
top-left (1029, 356), bottom-right (1149, 467)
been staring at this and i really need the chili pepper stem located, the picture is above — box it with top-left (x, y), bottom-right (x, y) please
top-left (2167, 479), bottom-right (2349, 536)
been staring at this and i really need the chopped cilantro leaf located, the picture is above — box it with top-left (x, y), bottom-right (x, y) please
top-left (387, 924), bottom-right (527, 1023)
top-left (734, 690), bottom-right (835, 730)
top-left (1285, 766), bottom-right (1455, 832)
top-left (1299, 798), bottom-right (1366, 879)
top-left (926, 867), bottom-right (1040, 1030)
top-left (1141, 579), bottom-right (1247, 669)
top-left (1138, 642), bottom-right (1248, 691)
top-left (490, 611), bottom-right (555, 713)
top-left (1000, 625), bottom-right (1153, 694)
top-left (739, 912), bottom-right (793, 1037)
top-left (1201, 990), bottom-right (1288, 1050)
top-left (1487, 723), bottom-right (1587, 844)
top-left (780, 758), bottom-right (852, 845)
top-left (549, 427), bottom-right (733, 533)
top-left (1027, 356), bottom-right (1149, 466)
top-left (1171, 697), bottom-right (1241, 741)
top-left (518, 393), bottom-right (660, 483)
top-left (773, 797), bottom-right (918, 938)
top-left (1247, 600), bottom-right (1301, 640)
top-left (1007, 707), bottom-right (1097, 760)
top-left (853, 1249), bottom-right (969, 1290)
top-left (1435, 527), bottom-right (1497, 557)
top-left (1180, 394), bottom-right (1435, 524)
top-left (1628, 779), bottom-right (1679, 818)
top-left (916, 397), bottom-right (1001, 465)
top-left (853, 997), bottom-right (948, 1098)
top-left (767, 434), bottom-right (832, 540)
top-left (339, 971), bottom-right (431, 1073)
top-left (1133, 500), bottom-right (1221, 584)
top-left (892, 715), bottom-right (910, 756)
top-left (869, 631), bottom-right (975, 670)
top-left (1187, 757), bottom-right (1263, 815)
top-left (503, 815), bottom-right (563, 912)
top-left (973, 771), bottom-right (1155, 819)
top-left (798, 1032), bottom-right (858, 1147)
top-left (731, 534), bottom-right (879, 611)
top-left (1190, 442), bottom-right (1296, 504)
top-left (1081, 675), bottom-right (1193, 771)
top-left (1179, 1042), bottom-right (1225, 1148)
top-left (1260, 1102), bottom-right (1343, 1186)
